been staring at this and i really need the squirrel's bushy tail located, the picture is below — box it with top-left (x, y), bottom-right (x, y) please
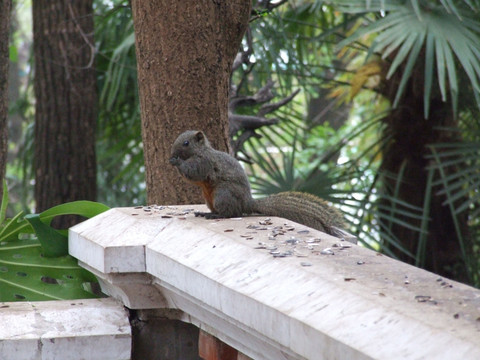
top-left (252, 191), bottom-right (349, 238)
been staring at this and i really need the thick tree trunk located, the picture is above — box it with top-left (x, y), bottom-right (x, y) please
top-left (33, 0), bottom-right (97, 226)
top-left (0, 0), bottom-right (11, 201)
top-left (380, 61), bottom-right (470, 282)
top-left (131, 0), bottom-right (251, 205)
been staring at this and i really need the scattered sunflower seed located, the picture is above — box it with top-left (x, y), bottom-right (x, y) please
top-left (439, 280), bottom-right (453, 288)
top-left (269, 231), bottom-right (281, 237)
top-left (415, 295), bottom-right (437, 304)
top-left (297, 229), bottom-right (310, 234)
top-left (321, 248), bottom-right (334, 255)
top-left (332, 243), bottom-right (351, 249)
top-left (247, 225), bottom-right (268, 230)
top-left (294, 250), bottom-right (308, 257)
top-left (224, 229), bottom-right (234, 232)
top-left (300, 262), bottom-right (312, 267)
top-left (273, 252), bottom-right (292, 258)
top-left (286, 237), bottom-right (299, 245)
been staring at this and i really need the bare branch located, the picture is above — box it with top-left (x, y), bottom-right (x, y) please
top-left (250, 0), bottom-right (289, 22)
top-left (231, 130), bottom-right (263, 162)
top-left (229, 114), bottom-right (278, 136)
top-left (258, 88), bottom-right (300, 116)
top-left (229, 79), bottom-right (275, 112)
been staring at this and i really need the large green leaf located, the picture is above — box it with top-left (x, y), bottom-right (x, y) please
top-left (0, 195), bottom-right (110, 301)
top-left (0, 201), bottom-right (110, 245)
top-left (39, 200), bottom-right (110, 226)
top-left (24, 214), bottom-right (68, 257)
top-left (0, 238), bottom-right (98, 301)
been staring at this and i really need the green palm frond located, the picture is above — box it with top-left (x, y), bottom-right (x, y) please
top-left (335, 0), bottom-right (480, 118)
top-left (427, 140), bottom-right (480, 217)
top-left (425, 139), bottom-right (480, 283)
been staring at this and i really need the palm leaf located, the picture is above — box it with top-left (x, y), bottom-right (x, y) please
top-left (427, 140), bottom-right (480, 216)
top-left (424, 139), bottom-right (480, 283)
top-left (335, 1), bottom-right (480, 118)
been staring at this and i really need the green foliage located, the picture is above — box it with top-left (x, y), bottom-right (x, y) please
top-left (335, 0), bottom-right (480, 118)
top-left (426, 139), bottom-right (480, 284)
top-left (242, 1), bottom-right (480, 286)
top-left (245, 112), bottom-right (386, 252)
top-left (24, 214), bottom-right (69, 257)
top-left (0, 184), bottom-right (109, 302)
top-left (6, 0), bottom-right (480, 288)
top-left (246, 1), bottom-right (349, 92)
top-left (95, 0), bottom-right (145, 207)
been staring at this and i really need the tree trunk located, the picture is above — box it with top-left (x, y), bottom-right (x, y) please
top-left (380, 60), bottom-right (470, 282)
top-left (0, 0), bottom-right (11, 201)
top-left (33, 0), bottom-right (97, 226)
top-left (131, 0), bottom-right (251, 205)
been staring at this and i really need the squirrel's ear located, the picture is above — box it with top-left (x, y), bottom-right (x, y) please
top-left (194, 131), bottom-right (205, 143)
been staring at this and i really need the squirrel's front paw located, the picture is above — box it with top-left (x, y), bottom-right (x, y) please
top-left (169, 156), bottom-right (182, 166)
top-left (195, 211), bottom-right (222, 219)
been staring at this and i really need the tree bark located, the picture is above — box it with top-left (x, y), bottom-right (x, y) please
top-left (33, 0), bottom-right (97, 225)
top-left (0, 0), bottom-right (11, 201)
top-left (131, 0), bottom-right (251, 205)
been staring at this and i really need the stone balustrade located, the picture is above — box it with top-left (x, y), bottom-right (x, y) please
top-left (70, 205), bottom-right (480, 360)
top-left (2, 205), bottom-right (480, 360)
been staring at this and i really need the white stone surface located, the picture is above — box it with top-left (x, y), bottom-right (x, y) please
top-left (70, 208), bottom-right (173, 273)
top-left (0, 298), bottom-right (131, 360)
top-left (70, 205), bottom-right (480, 360)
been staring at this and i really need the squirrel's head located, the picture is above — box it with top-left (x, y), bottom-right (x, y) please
top-left (169, 130), bottom-right (211, 164)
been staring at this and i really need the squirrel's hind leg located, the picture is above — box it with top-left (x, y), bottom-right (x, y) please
top-left (212, 187), bottom-right (245, 218)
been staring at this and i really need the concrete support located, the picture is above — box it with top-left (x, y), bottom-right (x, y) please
top-left (130, 310), bottom-right (200, 360)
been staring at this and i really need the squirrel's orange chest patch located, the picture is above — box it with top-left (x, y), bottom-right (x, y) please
top-left (191, 180), bottom-right (215, 212)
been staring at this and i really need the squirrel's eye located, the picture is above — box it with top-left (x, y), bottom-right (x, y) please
top-left (183, 140), bottom-right (189, 147)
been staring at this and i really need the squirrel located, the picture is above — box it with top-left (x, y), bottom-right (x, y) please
top-left (169, 130), bottom-right (350, 238)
